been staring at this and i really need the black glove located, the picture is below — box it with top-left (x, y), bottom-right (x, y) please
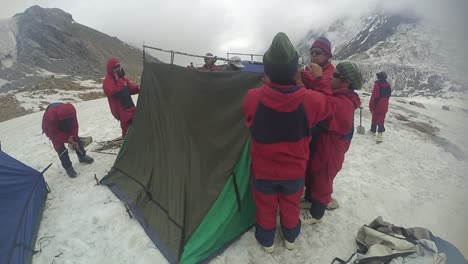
top-left (117, 68), bottom-right (126, 78)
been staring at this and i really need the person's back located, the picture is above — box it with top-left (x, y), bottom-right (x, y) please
top-left (42, 103), bottom-right (94, 177)
top-left (244, 83), bottom-right (331, 180)
top-left (371, 79), bottom-right (391, 114)
top-left (369, 72), bottom-right (391, 142)
top-left (243, 32), bottom-right (332, 254)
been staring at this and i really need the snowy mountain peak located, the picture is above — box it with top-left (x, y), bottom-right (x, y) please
top-left (335, 13), bottom-right (419, 60)
top-left (297, 11), bottom-right (466, 98)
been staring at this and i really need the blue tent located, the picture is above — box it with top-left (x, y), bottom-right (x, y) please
top-left (0, 151), bottom-right (48, 264)
top-left (241, 63), bottom-right (264, 73)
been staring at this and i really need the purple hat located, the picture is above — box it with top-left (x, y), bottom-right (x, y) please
top-left (311, 36), bottom-right (332, 57)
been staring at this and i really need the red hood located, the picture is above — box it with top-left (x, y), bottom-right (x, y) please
top-left (259, 80), bottom-right (306, 112)
top-left (56, 104), bottom-right (76, 121)
top-left (106, 58), bottom-right (120, 76)
top-left (334, 89), bottom-right (361, 109)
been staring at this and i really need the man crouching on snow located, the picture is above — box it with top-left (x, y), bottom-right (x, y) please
top-left (42, 103), bottom-right (94, 177)
top-left (300, 62), bottom-right (362, 224)
top-left (242, 32), bottom-right (333, 254)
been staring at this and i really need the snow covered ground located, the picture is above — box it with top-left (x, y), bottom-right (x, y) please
top-left (0, 94), bottom-right (467, 264)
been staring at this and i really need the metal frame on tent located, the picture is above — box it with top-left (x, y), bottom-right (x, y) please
top-left (226, 52), bottom-right (262, 63)
top-left (142, 45), bottom-right (263, 65)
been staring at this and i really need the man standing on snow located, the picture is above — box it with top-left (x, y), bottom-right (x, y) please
top-left (103, 58), bottom-right (140, 138)
top-left (300, 62), bottom-right (362, 225)
top-left (369, 71), bottom-right (391, 143)
top-left (301, 36), bottom-right (335, 88)
top-left (42, 103), bottom-right (94, 177)
top-left (243, 32), bottom-right (333, 254)
top-left (201, 53), bottom-right (219, 71)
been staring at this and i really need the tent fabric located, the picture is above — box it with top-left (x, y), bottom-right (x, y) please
top-left (0, 151), bottom-right (48, 264)
top-left (101, 63), bottom-right (263, 263)
top-left (181, 139), bottom-right (255, 263)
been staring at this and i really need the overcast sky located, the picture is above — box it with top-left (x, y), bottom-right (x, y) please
top-left (1, 0), bottom-right (467, 66)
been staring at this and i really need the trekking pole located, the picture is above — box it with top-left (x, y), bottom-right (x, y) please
top-left (357, 107), bottom-right (365, 135)
top-left (360, 107), bottom-right (362, 127)
top-left (41, 163), bottom-right (53, 174)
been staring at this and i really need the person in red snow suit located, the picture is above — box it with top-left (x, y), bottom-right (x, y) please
top-left (243, 32), bottom-right (333, 253)
top-left (369, 71), bottom-right (391, 143)
top-left (42, 103), bottom-right (94, 177)
top-left (301, 36), bottom-right (335, 89)
top-left (103, 58), bottom-right (140, 138)
top-left (300, 62), bottom-right (362, 225)
top-left (200, 53), bottom-right (219, 71)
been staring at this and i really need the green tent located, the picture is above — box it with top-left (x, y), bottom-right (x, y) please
top-left (101, 63), bottom-right (263, 263)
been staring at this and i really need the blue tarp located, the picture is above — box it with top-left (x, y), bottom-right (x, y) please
top-left (241, 63), bottom-right (264, 73)
top-left (0, 151), bottom-right (48, 264)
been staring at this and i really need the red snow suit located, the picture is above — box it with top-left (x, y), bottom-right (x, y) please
top-left (306, 89), bottom-right (361, 207)
top-left (301, 62), bottom-right (335, 89)
top-left (369, 81), bottom-right (391, 125)
top-left (243, 80), bottom-right (333, 246)
top-left (42, 103), bottom-right (79, 152)
top-left (201, 64), bottom-right (219, 71)
top-left (243, 80), bottom-right (333, 181)
top-left (103, 58), bottom-right (140, 137)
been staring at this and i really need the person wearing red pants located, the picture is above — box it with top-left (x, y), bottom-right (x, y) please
top-left (300, 62), bottom-right (362, 225)
top-left (42, 103), bottom-right (94, 177)
top-left (103, 58), bottom-right (140, 138)
top-left (369, 72), bottom-right (392, 143)
top-left (243, 32), bottom-right (332, 253)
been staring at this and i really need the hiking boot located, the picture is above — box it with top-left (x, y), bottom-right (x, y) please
top-left (65, 167), bottom-right (77, 178)
top-left (278, 227), bottom-right (296, 250)
top-left (300, 198), bottom-right (312, 209)
top-left (368, 130), bottom-right (376, 137)
top-left (79, 155), bottom-right (94, 164)
top-left (284, 240), bottom-right (295, 250)
top-left (376, 133), bottom-right (383, 144)
top-left (263, 245), bottom-right (275, 254)
top-left (300, 211), bottom-right (322, 225)
top-left (326, 197), bottom-right (340, 210)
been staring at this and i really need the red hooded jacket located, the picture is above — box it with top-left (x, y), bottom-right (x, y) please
top-left (309, 89), bottom-right (361, 172)
top-left (243, 81), bottom-right (333, 181)
top-left (369, 81), bottom-right (391, 114)
top-left (103, 58), bottom-right (140, 121)
top-left (301, 62), bottom-right (335, 89)
top-left (42, 103), bottom-right (79, 152)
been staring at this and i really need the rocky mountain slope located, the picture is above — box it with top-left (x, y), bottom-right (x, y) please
top-left (0, 5), bottom-right (155, 92)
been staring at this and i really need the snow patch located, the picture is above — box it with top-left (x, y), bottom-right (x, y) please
top-left (35, 67), bottom-right (69, 78)
top-left (0, 95), bottom-right (466, 263)
top-left (0, 78), bottom-right (9, 87)
top-left (73, 79), bottom-right (102, 88)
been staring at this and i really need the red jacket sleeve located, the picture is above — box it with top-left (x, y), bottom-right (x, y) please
top-left (242, 89), bottom-right (260, 128)
top-left (124, 78), bottom-right (140, 95)
top-left (103, 77), bottom-right (123, 97)
top-left (70, 118), bottom-right (79, 141)
top-left (301, 70), bottom-right (334, 96)
top-left (369, 83), bottom-right (379, 112)
top-left (303, 90), bottom-right (334, 128)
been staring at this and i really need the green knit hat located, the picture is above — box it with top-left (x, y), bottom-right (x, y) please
top-left (335, 61), bottom-right (363, 90)
top-left (264, 32), bottom-right (298, 64)
top-left (263, 32), bottom-right (299, 85)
